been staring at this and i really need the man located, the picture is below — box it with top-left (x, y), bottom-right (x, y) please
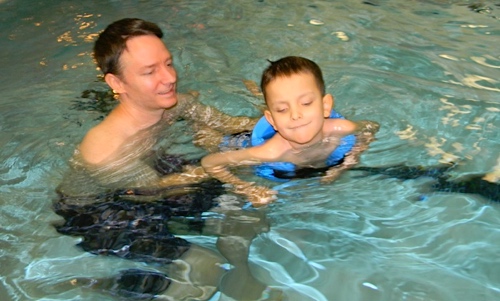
top-left (55, 18), bottom-right (271, 301)
top-left (59, 18), bottom-right (258, 196)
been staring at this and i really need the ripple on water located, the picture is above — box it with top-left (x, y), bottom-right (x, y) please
top-left (256, 170), bottom-right (500, 299)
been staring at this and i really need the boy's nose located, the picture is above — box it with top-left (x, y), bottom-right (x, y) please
top-left (290, 108), bottom-right (302, 120)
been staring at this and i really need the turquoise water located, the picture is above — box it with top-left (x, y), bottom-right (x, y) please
top-left (1, 0), bottom-right (499, 300)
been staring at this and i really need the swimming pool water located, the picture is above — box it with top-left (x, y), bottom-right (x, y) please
top-left (1, 0), bottom-right (499, 300)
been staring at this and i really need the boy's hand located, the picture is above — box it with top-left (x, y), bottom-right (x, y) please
top-left (321, 167), bottom-right (343, 184)
top-left (356, 120), bottom-right (380, 136)
top-left (234, 183), bottom-right (277, 207)
top-left (248, 186), bottom-right (278, 207)
top-left (182, 165), bottom-right (209, 180)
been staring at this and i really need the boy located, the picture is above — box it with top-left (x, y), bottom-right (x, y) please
top-left (201, 56), bottom-right (379, 205)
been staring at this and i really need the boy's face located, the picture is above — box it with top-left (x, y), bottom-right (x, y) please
top-left (264, 72), bottom-right (333, 148)
top-left (105, 35), bottom-right (178, 110)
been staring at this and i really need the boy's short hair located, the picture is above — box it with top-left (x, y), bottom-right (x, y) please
top-left (93, 18), bottom-right (163, 76)
top-left (260, 56), bottom-right (326, 101)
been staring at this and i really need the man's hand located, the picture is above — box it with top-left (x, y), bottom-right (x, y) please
top-left (193, 127), bottom-right (225, 152)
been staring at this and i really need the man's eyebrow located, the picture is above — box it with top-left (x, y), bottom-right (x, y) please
top-left (140, 56), bottom-right (173, 69)
top-left (141, 64), bottom-right (156, 69)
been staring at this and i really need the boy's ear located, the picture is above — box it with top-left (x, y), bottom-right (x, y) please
top-left (104, 73), bottom-right (125, 94)
top-left (323, 94), bottom-right (334, 117)
top-left (264, 110), bottom-right (277, 130)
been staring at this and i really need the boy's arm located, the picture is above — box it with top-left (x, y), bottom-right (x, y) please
top-left (322, 120), bottom-right (380, 183)
top-left (201, 148), bottom-right (277, 206)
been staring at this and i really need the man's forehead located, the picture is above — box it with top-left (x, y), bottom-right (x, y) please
top-left (121, 36), bottom-right (171, 66)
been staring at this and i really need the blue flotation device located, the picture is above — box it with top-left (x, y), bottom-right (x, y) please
top-left (250, 109), bottom-right (356, 181)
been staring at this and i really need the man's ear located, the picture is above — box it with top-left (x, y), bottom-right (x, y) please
top-left (323, 94), bottom-right (334, 117)
top-left (104, 73), bottom-right (125, 94)
top-left (264, 110), bottom-right (277, 130)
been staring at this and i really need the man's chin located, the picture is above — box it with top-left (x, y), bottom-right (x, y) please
top-left (162, 96), bottom-right (178, 108)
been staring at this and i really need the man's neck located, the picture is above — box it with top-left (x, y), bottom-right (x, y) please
top-left (113, 102), bottom-right (164, 133)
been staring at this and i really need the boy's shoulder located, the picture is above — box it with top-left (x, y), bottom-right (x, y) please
top-left (251, 134), bottom-right (291, 161)
top-left (324, 118), bottom-right (357, 136)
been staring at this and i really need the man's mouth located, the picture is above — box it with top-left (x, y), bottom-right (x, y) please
top-left (158, 85), bottom-right (176, 95)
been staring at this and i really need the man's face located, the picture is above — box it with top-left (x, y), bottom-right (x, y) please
top-left (115, 35), bottom-right (178, 110)
top-left (264, 72), bottom-right (332, 148)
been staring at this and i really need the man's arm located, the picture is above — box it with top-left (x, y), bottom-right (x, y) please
top-left (159, 165), bottom-right (209, 186)
top-left (178, 92), bottom-right (259, 133)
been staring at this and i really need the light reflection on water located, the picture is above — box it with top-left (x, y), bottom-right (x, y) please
top-left (0, 0), bottom-right (499, 300)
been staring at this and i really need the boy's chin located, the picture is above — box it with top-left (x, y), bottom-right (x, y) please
top-left (290, 138), bottom-right (319, 149)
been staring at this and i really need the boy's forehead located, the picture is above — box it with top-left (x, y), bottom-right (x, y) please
top-left (269, 72), bottom-right (315, 86)
top-left (266, 72), bottom-right (319, 94)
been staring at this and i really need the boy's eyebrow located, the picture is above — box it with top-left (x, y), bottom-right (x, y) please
top-left (298, 91), bottom-right (315, 99)
top-left (270, 92), bottom-right (315, 105)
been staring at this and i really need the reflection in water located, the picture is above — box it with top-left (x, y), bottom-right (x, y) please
top-left (54, 178), bottom-right (276, 300)
top-left (54, 176), bottom-right (223, 299)
top-left (352, 164), bottom-right (499, 202)
top-left (471, 55), bottom-right (500, 69)
top-left (462, 74), bottom-right (500, 92)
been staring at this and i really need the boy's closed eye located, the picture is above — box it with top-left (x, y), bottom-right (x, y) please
top-left (273, 106), bottom-right (288, 113)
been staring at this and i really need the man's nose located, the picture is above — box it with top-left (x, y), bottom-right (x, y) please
top-left (160, 65), bottom-right (177, 84)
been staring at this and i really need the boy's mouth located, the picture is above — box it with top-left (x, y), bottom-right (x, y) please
top-left (289, 121), bottom-right (310, 130)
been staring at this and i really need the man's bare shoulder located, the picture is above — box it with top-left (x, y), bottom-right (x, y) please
top-left (79, 119), bottom-right (126, 165)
